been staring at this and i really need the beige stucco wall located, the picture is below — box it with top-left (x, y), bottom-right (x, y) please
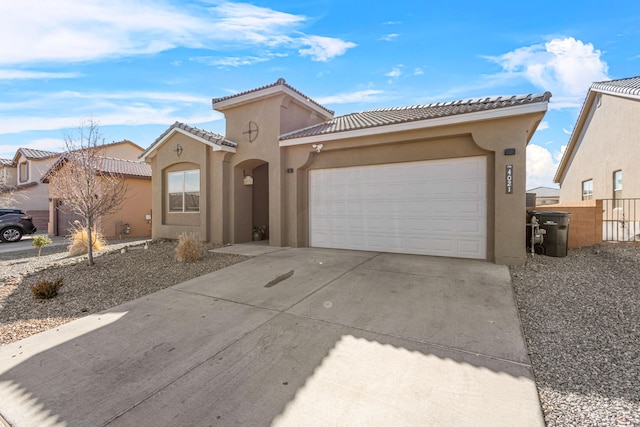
top-left (147, 132), bottom-right (218, 241)
top-left (147, 89), bottom-right (544, 265)
top-left (281, 114), bottom-right (538, 265)
top-left (12, 155), bottom-right (57, 211)
top-left (102, 141), bottom-right (143, 161)
top-left (559, 94), bottom-right (640, 202)
top-left (100, 177), bottom-right (152, 238)
top-left (1, 165), bottom-right (17, 187)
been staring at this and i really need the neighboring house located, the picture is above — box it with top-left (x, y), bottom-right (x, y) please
top-left (141, 78), bottom-right (550, 265)
top-left (2, 148), bottom-right (59, 231)
top-left (555, 76), bottom-right (640, 202)
top-left (527, 186), bottom-right (560, 205)
top-left (42, 140), bottom-right (152, 238)
top-left (0, 157), bottom-right (15, 192)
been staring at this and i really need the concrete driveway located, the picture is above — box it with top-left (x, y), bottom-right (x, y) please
top-left (0, 246), bottom-right (544, 426)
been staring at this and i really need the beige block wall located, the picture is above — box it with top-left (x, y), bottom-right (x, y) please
top-left (559, 94), bottom-right (640, 202)
top-left (534, 200), bottom-right (603, 249)
top-left (102, 141), bottom-right (143, 161)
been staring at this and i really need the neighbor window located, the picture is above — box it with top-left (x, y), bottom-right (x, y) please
top-left (613, 170), bottom-right (622, 199)
top-left (168, 170), bottom-right (200, 212)
top-left (19, 162), bottom-right (28, 182)
top-left (582, 179), bottom-right (593, 201)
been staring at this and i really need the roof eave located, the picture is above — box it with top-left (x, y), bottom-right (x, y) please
top-left (213, 85), bottom-right (334, 120)
top-left (553, 90), bottom-right (597, 184)
top-left (280, 101), bottom-right (549, 147)
top-left (139, 127), bottom-right (237, 162)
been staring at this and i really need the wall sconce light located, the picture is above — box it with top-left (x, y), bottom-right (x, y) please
top-left (174, 144), bottom-right (183, 157)
top-left (312, 144), bottom-right (323, 153)
top-left (243, 169), bottom-right (253, 186)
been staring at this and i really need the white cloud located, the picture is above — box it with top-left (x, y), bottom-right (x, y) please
top-left (562, 127), bottom-right (572, 135)
top-left (487, 37), bottom-right (609, 107)
top-left (380, 34), bottom-right (399, 42)
top-left (0, 1), bottom-right (355, 66)
top-left (315, 90), bottom-right (385, 105)
top-left (386, 65), bottom-right (404, 80)
top-left (526, 143), bottom-right (564, 188)
top-left (191, 56), bottom-right (272, 68)
top-left (0, 90), bottom-right (222, 135)
top-left (413, 67), bottom-right (424, 76)
top-left (298, 35), bottom-right (357, 62)
top-left (0, 70), bottom-right (81, 80)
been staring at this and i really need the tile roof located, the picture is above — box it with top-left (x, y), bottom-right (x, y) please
top-left (0, 158), bottom-right (13, 166)
top-left (153, 122), bottom-right (237, 148)
top-left (42, 154), bottom-right (151, 183)
top-left (17, 148), bottom-right (59, 159)
top-left (280, 92), bottom-right (552, 140)
top-left (527, 186), bottom-right (560, 197)
top-left (212, 78), bottom-right (334, 116)
top-left (97, 157), bottom-right (151, 177)
top-left (591, 76), bottom-right (640, 96)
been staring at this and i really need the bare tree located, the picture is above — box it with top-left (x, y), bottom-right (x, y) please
top-left (47, 118), bottom-right (128, 266)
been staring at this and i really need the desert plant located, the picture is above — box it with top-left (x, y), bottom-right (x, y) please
top-left (175, 232), bottom-right (203, 263)
top-left (30, 277), bottom-right (64, 300)
top-left (68, 224), bottom-right (106, 256)
top-left (32, 235), bottom-right (53, 256)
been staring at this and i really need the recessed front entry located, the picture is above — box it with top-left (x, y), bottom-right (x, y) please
top-left (309, 156), bottom-right (487, 259)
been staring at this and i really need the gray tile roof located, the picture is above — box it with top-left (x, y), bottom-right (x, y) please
top-left (98, 157), bottom-right (151, 178)
top-left (212, 78), bottom-right (335, 116)
top-left (0, 158), bottom-right (13, 166)
top-left (17, 148), bottom-right (59, 159)
top-left (152, 122), bottom-right (237, 149)
top-left (527, 186), bottom-right (559, 197)
top-left (280, 92), bottom-right (552, 140)
top-left (591, 76), bottom-right (640, 96)
top-left (42, 154), bottom-right (151, 183)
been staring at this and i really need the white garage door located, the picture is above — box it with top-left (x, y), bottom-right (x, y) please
top-left (309, 156), bottom-right (487, 259)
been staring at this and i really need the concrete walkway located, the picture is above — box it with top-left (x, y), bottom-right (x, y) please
top-left (0, 245), bottom-right (544, 426)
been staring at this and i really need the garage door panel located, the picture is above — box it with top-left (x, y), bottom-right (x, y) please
top-left (309, 157), bottom-right (487, 259)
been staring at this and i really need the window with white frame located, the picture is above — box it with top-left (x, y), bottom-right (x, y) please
top-left (19, 162), bottom-right (28, 182)
top-left (613, 170), bottom-right (622, 200)
top-left (168, 170), bottom-right (200, 212)
top-left (582, 179), bottom-right (593, 201)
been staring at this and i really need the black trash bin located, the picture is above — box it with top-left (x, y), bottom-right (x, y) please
top-left (535, 211), bottom-right (571, 257)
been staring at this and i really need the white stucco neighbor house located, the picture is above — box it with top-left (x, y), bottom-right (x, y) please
top-left (555, 76), bottom-right (640, 202)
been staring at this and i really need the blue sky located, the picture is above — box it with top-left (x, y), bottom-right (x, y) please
top-left (1, 1), bottom-right (638, 188)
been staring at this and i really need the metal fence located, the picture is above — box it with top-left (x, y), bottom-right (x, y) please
top-left (602, 198), bottom-right (640, 242)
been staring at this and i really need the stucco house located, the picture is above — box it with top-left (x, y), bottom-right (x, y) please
top-left (141, 79), bottom-right (550, 265)
top-left (555, 76), bottom-right (640, 202)
top-left (527, 186), bottom-right (559, 205)
top-left (42, 140), bottom-right (152, 238)
top-left (0, 148), bottom-right (59, 231)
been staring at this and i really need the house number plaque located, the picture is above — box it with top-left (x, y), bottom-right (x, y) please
top-left (506, 164), bottom-right (513, 194)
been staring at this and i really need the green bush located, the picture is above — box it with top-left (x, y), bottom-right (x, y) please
top-left (30, 277), bottom-right (64, 300)
top-left (32, 235), bottom-right (52, 256)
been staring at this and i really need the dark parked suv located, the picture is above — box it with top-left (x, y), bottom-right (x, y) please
top-left (0, 208), bottom-right (38, 242)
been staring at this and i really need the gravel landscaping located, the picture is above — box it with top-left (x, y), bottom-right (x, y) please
top-left (510, 243), bottom-right (640, 427)
top-left (0, 239), bottom-right (248, 345)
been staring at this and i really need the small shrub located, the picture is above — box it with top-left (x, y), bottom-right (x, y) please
top-left (68, 225), bottom-right (106, 256)
top-left (176, 232), bottom-right (203, 263)
top-left (30, 277), bottom-right (64, 300)
top-left (32, 235), bottom-right (53, 256)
